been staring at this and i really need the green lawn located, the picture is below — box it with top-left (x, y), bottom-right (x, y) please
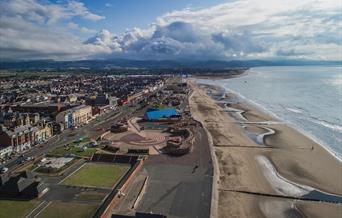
top-left (76, 192), bottom-right (106, 202)
top-left (0, 200), bottom-right (40, 218)
top-left (62, 163), bottom-right (129, 188)
top-left (49, 146), bottom-right (97, 157)
top-left (37, 202), bottom-right (97, 218)
top-left (72, 138), bottom-right (91, 146)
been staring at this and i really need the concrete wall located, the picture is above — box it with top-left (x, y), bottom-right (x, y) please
top-left (94, 159), bottom-right (145, 218)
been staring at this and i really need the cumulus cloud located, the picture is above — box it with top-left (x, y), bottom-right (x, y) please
top-left (84, 0), bottom-right (342, 60)
top-left (0, 0), bottom-right (108, 60)
top-left (0, 16), bottom-right (110, 60)
top-left (0, 0), bottom-right (341, 60)
top-left (68, 22), bottom-right (97, 34)
top-left (0, 0), bottom-right (104, 24)
top-left (85, 29), bottom-right (122, 51)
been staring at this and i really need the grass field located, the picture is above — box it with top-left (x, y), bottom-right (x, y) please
top-left (37, 202), bottom-right (97, 218)
top-left (62, 163), bottom-right (129, 188)
top-left (72, 137), bottom-right (91, 146)
top-left (0, 200), bottom-right (40, 218)
top-left (49, 146), bottom-right (97, 157)
top-left (75, 192), bottom-right (106, 202)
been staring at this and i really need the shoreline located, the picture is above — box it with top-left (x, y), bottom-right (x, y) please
top-left (192, 68), bottom-right (249, 80)
top-left (200, 81), bottom-right (342, 194)
top-left (188, 79), bottom-right (342, 218)
top-left (198, 80), bottom-right (342, 162)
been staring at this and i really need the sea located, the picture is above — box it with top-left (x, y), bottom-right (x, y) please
top-left (198, 66), bottom-right (342, 160)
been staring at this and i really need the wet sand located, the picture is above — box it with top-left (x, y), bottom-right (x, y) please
top-left (189, 80), bottom-right (341, 218)
top-left (265, 124), bottom-right (342, 194)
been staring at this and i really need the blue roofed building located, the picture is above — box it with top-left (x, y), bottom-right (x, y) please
top-left (144, 108), bottom-right (180, 121)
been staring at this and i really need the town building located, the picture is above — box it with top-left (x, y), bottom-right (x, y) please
top-left (0, 125), bottom-right (38, 152)
top-left (0, 145), bottom-right (13, 159)
top-left (11, 103), bottom-right (68, 114)
top-left (92, 105), bottom-right (110, 116)
top-left (0, 171), bottom-right (48, 198)
top-left (86, 94), bottom-right (109, 106)
top-left (1, 112), bottom-right (40, 129)
top-left (56, 105), bottom-right (92, 129)
top-left (144, 108), bottom-right (180, 121)
top-left (68, 95), bottom-right (78, 103)
top-left (34, 122), bottom-right (53, 144)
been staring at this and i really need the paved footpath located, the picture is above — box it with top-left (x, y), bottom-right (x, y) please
top-left (136, 127), bottom-right (213, 218)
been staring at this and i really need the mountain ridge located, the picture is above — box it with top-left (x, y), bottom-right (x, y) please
top-left (0, 59), bottom-right (340, 70)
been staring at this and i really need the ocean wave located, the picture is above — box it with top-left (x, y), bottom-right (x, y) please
top-left (195, 78), bottom-right (342, 161)
top-left (326, 74), bottom-right (342, 90)
top-left (309, 117), bottom-right (342, 133)
top-left (285, 107), bottom-right (304, 114)
top-left (221, 86), bottom-right (282, 121)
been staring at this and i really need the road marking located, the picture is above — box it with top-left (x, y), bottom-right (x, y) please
top-left (25, 200), bottom-right (46, 218)
top-left (27, 201), bottom-right (51, 218)
top-left (58, 162), bottom-right (86, 184)
top-left (33, 201), bottom-right (51, 218)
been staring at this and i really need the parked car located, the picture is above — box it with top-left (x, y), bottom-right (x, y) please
top-left (24, 156), bottom-right (33, 161)
top-left (65, 153), bottom-right (76, 158)
top-left (0, 167), bottom-right (9, 174)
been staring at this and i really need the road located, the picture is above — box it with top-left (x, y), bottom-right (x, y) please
top-left (4, 105), bottom-right (136, 171)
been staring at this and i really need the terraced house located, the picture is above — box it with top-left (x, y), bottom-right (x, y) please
top-left (0, 120), bottom-right (53, 149)
top-left (56, 105), bottom-right (92, 129)
top-left (0, 125), bottom-right (38, 152)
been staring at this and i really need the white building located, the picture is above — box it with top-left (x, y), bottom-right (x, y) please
top-left (0, 146), bottom-right (13, 158)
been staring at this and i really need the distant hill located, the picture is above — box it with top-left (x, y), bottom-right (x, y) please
top-left (0, 59), bottom-right (340, 70)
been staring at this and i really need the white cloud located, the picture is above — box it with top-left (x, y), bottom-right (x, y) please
top-left (68, 1), bottom-right (105, 21)
top-left (85, 29), bottom-right (122, 52)
top-left (82, 0), bottom-right (341, 60)
top-left (0, 0), bottom-right (341, 60)
top-left (0, 0), bottom-right (105, 24)
top-left (0, 15), bottom-right (110, 60)
top-left (0, 0), bottom-right (108, 60)
top-left (67, 22), bottom-right (96, 34)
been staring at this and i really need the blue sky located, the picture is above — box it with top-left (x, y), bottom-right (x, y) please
top-left (0, 0), bottom-right (341, 60)
top-left (75, 0), bottom-right (227, 35)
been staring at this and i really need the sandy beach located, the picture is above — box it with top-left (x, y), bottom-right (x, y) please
top-left (188, 80), bottom-right (342, 218)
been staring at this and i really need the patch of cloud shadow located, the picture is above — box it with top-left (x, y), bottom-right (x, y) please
top-left (152, 21), bottom-right (200, 43)
top-left (148, 37), bottom-right (182, 54)
top-left (211, 31), bottom-right (266, 53)
top-left (314, 33), bottom-right (342, 45)
top-left (276, 49), bottom-right (313, 57)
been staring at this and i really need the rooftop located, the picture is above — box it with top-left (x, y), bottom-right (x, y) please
top-left (145, 108), bottom-right (178, 120)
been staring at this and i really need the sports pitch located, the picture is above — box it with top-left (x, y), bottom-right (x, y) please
top-left (62, 162), bottom-right (129, 188)
top-left (37, 202), bottom-right (98, 218)
top-left (0, 200), bottom-right (40, 218)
